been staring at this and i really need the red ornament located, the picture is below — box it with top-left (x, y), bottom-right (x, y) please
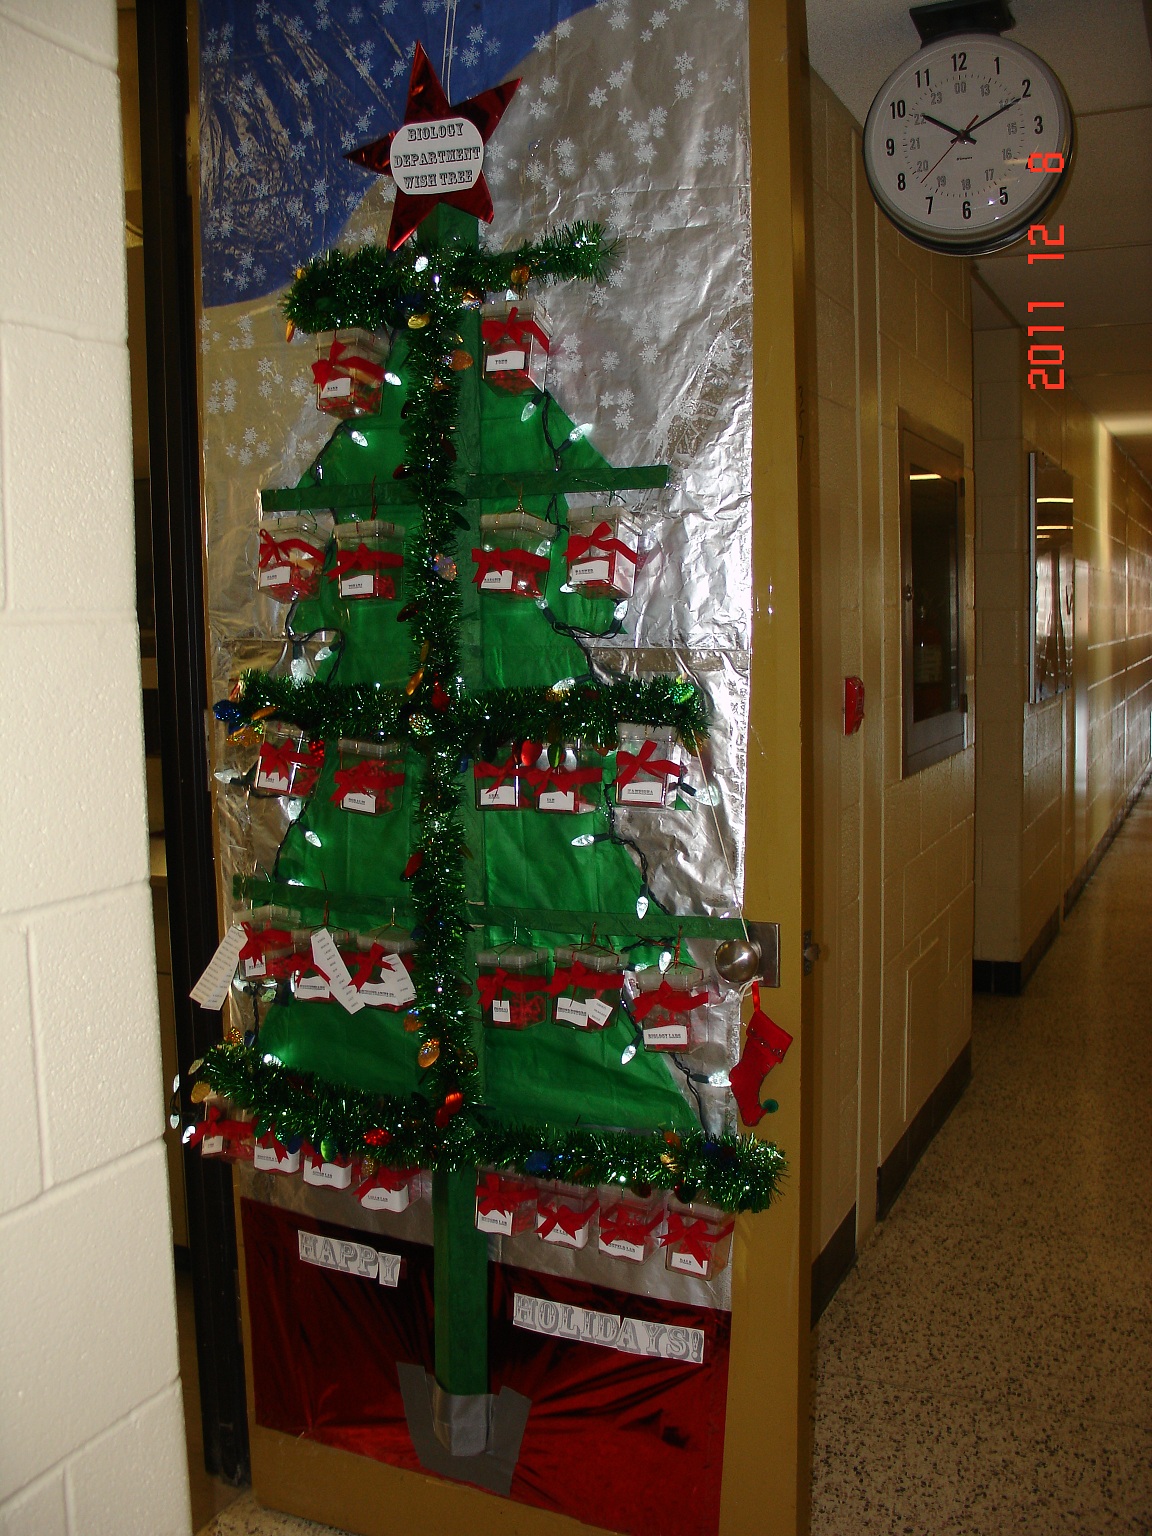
top-left (364, 1128), bottom-right (393, 1148)
top-left (345, 42), bottom-right (520, 251)
top-left (402, 850), bottom-right (424, 879)
top-left (434, 1091), bottom-right (464, 1128)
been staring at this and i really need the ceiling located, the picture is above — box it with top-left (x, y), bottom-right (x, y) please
top-left (804, 0), bottom-right (1152, 480)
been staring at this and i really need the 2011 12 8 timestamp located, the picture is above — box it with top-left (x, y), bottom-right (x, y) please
top-left (1025, 150), bottom-right (1066, 390)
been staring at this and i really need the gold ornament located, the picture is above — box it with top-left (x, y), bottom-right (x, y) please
top-left (361, 1155), bottom-right (378, 1177)
top-left (417, 1039), bottom-right (441, 1069)
top-left (459, 289), bottom-right (482, 309)
top-left (449, 349), bottom-right (474, 371)
top-left (509, 264), bottom-right (531, 289)
top-left (285, 320), bottom-right (296, 343)
top-left (403, 1013), bottom-right (422, 1033)
top-left (407, 313), bottom-right (431, 329)
top-left (190, 1081), bottom-right (213, 1104)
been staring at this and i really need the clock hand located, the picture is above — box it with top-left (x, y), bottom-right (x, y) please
top-left (963, 95), bottom-right (1023, 135)
top-left (920, 112), bottom-right (980, 183)
top-left (920, 112), bottom-right (976, 144)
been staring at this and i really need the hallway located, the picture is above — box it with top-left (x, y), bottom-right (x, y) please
top-left (811, 792), bottom-right (1152, 1534)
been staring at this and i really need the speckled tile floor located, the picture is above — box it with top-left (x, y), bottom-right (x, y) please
top-left (811, 794), bottom-right (1152, 1536)
top-left (193, 801), bottom-right (1152, 1536)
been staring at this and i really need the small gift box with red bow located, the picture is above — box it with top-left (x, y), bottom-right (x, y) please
top-left (613, 724), bottom-right (686, 808)
top-left (550, 943), bottom-right (624, 1030)
top-left (472, 510), bottom-right (556, 600)
top-left (474, 1170), bottom-right (538, 1236)
top-left (270, 927), bottom-right (347, 1002)
top-left (357, 1164), bottom-right (418, 1212)
top-left (536, 1183), bottom-right (599, 1251)
top-left (566, 507), bottom-right (641, 600)
top-left (186, 1102), bottom-right (256, 1161)
top-left (331, 738), bottom-right (405, 816)
top-left (474, 743), bottom-right (524, 810)
top-left (661, 1198), bottom-right (735, 1280)
top-left (598, 1189), bottom-right (666, 1263)
top-left (632, 960), bottom-right (708, 1052)
top-left (302, 1146), bottom-right (357, 1190)
top-left (340, 927), bottom-right (417, 1011)
top-left (477, 943), bottom-right (551, 1028)
top-left (330, 520), bottom-right (404, 602)
top-left (235, 909), bottom-right (296, 983)
top-left (252, 1131), bottom-right (302, 1175)
top-left (256, 512), bottom-right (328, 604)
top-left (481, 302), bottom-right (551, 395)
top-left (312, 328), bottom-right (388, 417)
top-left (253, 724), bottom-right (325, 800)
top-left (520, 742), bottom-right (603, 814)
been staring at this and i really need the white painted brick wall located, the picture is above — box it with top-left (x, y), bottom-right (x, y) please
top-left (0, 2), bottom-right (191, 1532)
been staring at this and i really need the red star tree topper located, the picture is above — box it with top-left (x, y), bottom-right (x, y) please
top-left (345, 41), bottom-right (520, 251)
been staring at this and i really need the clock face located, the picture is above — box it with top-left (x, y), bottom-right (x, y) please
top-left (862, 33), bottom-right (1073, 254)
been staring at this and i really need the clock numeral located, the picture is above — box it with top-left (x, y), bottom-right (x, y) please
top-left (914, 159), bottom-right (929, 174)
top-left (915, 67), bottom-right (930, 86)
top-left (980, 82), bottom-right (991, 96)
top-left (960, 176), bottom-right (971, 191)
top-left (962, 200), bottom-right (971, 220)
top-left (1022, 77), bottom-right (1031, 97)
top-left (999, 186), bottom-right (1009, 204)
top-left (886, 137), bottom-right (895, 156)
top-left (1034, 114), bottom-right (1044, 134)
top-left (890, 99), bottom-right (906, 119)
top-left (929, 88), bottom-right (942, 104)
top-left (994, 55), bottom-right (1001, 74)
top-left (897, 173), bottom-right (906, 190)
top-left (1027, 151), bottom-right (1065, 174)
top-left (925, 195), bottom-right (933, 214)
top-left (951, 50), bottom-right (967, 70)
top-left (954, 79), bottom-right (967, 94)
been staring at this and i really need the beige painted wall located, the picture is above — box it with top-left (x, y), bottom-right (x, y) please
top-left (974, 321), bottom-right (1152, 964)
top-left (808, 74), bottom-right (976, 1255)
top-left (0, 3), bottom-right (192, 1532)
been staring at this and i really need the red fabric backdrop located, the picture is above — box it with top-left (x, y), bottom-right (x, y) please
top-left (242, 1198), bottom-right (730, 1536)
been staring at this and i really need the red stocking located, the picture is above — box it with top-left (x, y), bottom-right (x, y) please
top-left (729, 983), bottom-right (793, 1126)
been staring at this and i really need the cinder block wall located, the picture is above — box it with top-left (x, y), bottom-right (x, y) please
top-left (0, 3), bottom-right (191, 1531)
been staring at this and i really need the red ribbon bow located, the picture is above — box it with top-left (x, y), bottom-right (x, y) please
top-left (331, 760), bottom-right (405, 807)
top-left (659, 1212), bottom-right (734, 1265)
top-left (267, 950), bottom-right (328, 985)
top-left (476, 969), bottom-right (549, 1009)
top-left (357, 1165), bottom-right (415, 1200)
top-left (480, 306), bottom-right (550, 353)
top-left (311, 337), bottom-right (385, 390)
top-left (329, 543), bottom-right (404, 580)
top-left (566, 521), bottom-right (638, 567)
top-left (473, 754), bottom-right (521, 790)
top-left (549, 959), bottom-right (625, 997)
top-left (258, 529), bottom-right (322, 592)
top-left (476, 1171), bottom-right (525, 1217)
top-left (257, 1132), bottom-right (295, 1165)
top-left (537, 1200), bottom-right (592, 1240)
top-left (188, 1103), bottom-right (254, 1150)
top-left (521, 763), bottom-right (604, 796)
top-left (470, 547), bottom-right (551, 587)
top-left (600, 1205), bottom-right (663, 1246)
top-left (342, 942), bottom-right (386, 991)
top-left (615, 737), bottom-right (681, 789)
top-left (239, 922), bottom-right (293, 965)
top-left (633, 978), bottom-right (709, 1021)
top-left (258, 740), bottom-right (324, 785)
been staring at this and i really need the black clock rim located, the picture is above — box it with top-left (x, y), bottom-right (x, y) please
top-left (861, 32), bottom-right (1074, 257)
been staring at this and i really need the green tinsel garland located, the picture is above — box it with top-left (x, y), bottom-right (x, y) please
top-left (199, 1042), bottom-right (785, 1214)
top-left (284, 222), bottom-right (614, 336)
top-left (229, 670), bottom-right (710, 756)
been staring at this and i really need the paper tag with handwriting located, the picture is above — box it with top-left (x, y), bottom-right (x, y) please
top-left (311, 929), bottom-right (365, 1014)
top-left (190, 926), bottom-right (245, 1009)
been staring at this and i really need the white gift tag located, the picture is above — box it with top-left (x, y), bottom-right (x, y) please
top-left (618, 778), bottom-right (666, 805)
top-left (253, 1141), bottom-right (301, 1174)
top-left (479, 782), bottom-right (517, 807)
top-left (200, 1134), bottom-right (226, 1157)
top-left (490, 998), bottom-right (512, 1024)
top-left (585, 996), bottom-right (616, 1027)
top-left (538, 1211), bottom-right (589, 1249)
top-left (475, 1204), bottom-right (515, 1236)
top-left (340, 790), bottom-right (377, 814)
top-left (485, 347), bottom-right (527, 373)
top-left (294, 974), bottom-right (331, 1002)
top-left (538, 789), bottom-right (576, 812)
top-left (554, 995), bottom-right (588, 1027)
top-left (311, 929), bottom-right (365, 1014)
top-left (643, 1022), bottom-right (690, 1049)
top-left (259, 564), bottom-right (291, 589)
top-left (669, 1248), bottom-right (710, 1277)
top-left (359, 1182), bottom-right (411, 1212)
top-left (321, 375), bottom-right (353, 399)
top-left (303, 1158), bottom-right (353, 1189)
top-left (190, 925), bottom-right (246, 1009)
top-left (569, 557), bottom-right (612, 586)
top-left (255, 767), bottom-right (291, 793)
top-left (379, 954), bottom-right (416, 1004)
top-left (480, 568), bottom-right (514, 592)
top-left (599, 1236), bottom-right (646, 1262)
top-left (340, 572), bottom-right (376, 598)
top-left (240, 955), bottom-right (267, 979)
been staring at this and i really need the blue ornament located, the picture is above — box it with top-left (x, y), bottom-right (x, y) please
top-left (214, 700), bottom-right (245, 726)
top-left (524, 1151), bottom-right (552, 1177)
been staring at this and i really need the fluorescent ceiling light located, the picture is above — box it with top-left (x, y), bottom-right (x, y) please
top-left (1037, 524), bottom-right (1072, 532)
top-left (1036, 496), bottom-right (1073, 504)
top-left (909, 472), bottom-right (942, 481)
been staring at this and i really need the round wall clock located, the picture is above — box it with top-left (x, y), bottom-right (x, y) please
top-left (862, 31), bottom-right (1073, 255)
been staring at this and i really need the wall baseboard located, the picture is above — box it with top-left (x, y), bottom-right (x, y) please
top-left (876, 1042), bottom-right (971, 1221)
top-left (973, 903), bottom-right (1059, 996)
top-left (810, 1204), bottom-right (856, 1326)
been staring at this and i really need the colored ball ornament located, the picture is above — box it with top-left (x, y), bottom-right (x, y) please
top-left (408, 313), bottom-right (431, 330)
top-left (509, 264), bottom-right (531, 289)
top-left (365, 1127), bottom-right (392, 1146)
top-left (449, 349), bottom-right (473, 371)
top-left (433, 554), bottom-right (457, 580)
top-left (190, 1080), bottom-right (213, 1104)
top-left (435, 1091), bottom-right (464, 1127)
top-left (715, 938), bottom-right (762, 985)
top-left (459, 289), bottom-right (482, 309)
top-left (417, 1038), bottom-right (440, 1069)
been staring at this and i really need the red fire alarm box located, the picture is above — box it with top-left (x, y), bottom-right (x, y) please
top-left (844, 676), bottom-right (865, 735)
